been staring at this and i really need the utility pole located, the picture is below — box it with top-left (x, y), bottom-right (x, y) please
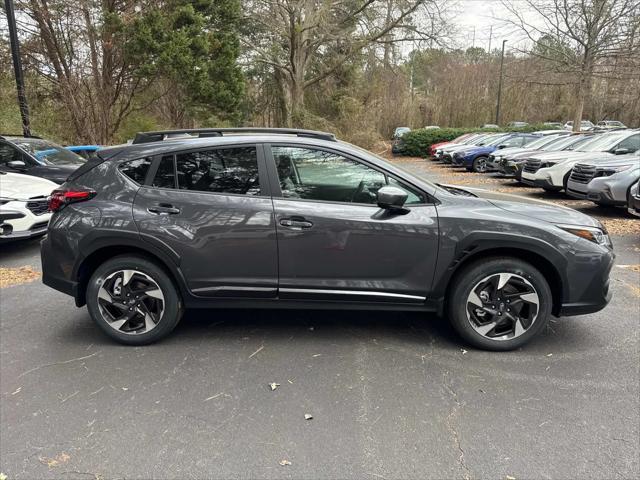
top-left (488, 26), bottom-right (492, 55)
top-left (4, 0), bottom-right (31, 136)
top-left (495, 39), bottom-right (507, 125)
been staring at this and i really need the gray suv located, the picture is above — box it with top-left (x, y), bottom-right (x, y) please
top-left (567, 152), bottom-right (640, 206)
top-left (41, 128), bottom-right (614, 350)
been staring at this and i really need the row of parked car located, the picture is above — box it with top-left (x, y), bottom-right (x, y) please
top-left (429, 128), bottom-right (640, 216)
top-left (0, 134), bottom-right (101, 243)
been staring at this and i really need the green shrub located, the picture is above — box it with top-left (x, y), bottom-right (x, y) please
top-left (400, 128), bottom-right (476, 156)
top-left (398, 123), bottom-right (559, 157)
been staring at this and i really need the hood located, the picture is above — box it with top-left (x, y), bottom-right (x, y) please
top-left (0, 172), bottom-right (59, 199)
top-left (524, 150), bottom-right (603, 164)
top-left (443, 184), bottom-right (601, 228)
top-left (491, 146), bottom-right (528, 157)
top-left (457, 145), bottom-right (494, 156)
top-left (579, 153), bottom-right (640, 168)
top-left (443, 144), bottom-right (476, 153)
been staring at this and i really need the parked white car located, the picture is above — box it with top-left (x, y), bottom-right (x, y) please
top-left (520, 131), bottom-right (640, 191)
top-left (0, 172), bottom-right (58, 242)
top-left (564, 120), bottom-right (595, 131)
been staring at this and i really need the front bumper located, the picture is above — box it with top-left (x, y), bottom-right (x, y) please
top-left (0, 224), bottom-right (49, 243)
top-left (557, 246), bottom-right (614, 316)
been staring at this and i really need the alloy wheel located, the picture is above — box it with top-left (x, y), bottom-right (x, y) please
top-left (466, 273), bottom-right (539, 340)
top-left (97, 269), bottom-right (165, 335)
top-left (475, 157), bottom-right (487, 172)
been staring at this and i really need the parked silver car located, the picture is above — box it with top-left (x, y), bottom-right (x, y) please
top-left (566, 151), bottom-right (640, 206)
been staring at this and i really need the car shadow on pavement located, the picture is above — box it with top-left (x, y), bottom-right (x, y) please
top-left (53, 306), bottom-right (600, 355)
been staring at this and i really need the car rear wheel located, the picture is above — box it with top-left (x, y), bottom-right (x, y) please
top-left (472, 156), bottom-right (489, 173)
top-left (86, 255), bottom-right (183, 345)
top-left (447, 257), bottom-right (552, 351)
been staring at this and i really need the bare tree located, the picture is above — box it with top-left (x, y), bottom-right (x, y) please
top-left (503, 0), bottom-right (640, 130)
top-left (243, 0), bottom-right (445, 127)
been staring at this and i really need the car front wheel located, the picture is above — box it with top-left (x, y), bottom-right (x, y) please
top-left (472, 156), bottom-right (489, 173)
top-left (86, 255), bottom-right (183, 345)
top-left (447, 257), bottom-right (552, 351)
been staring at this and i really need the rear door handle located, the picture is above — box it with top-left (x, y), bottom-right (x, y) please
top-left (279, 216), bottom-right (313, 229)
top-left (148, 203), bottom-right (180, 215)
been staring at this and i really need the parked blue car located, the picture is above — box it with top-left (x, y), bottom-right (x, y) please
top-left (65, 145), bottom-right (101, 160)
top-left (452, 133), bottom-right (540, 172)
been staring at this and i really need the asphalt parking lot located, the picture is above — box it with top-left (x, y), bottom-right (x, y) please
top-left (1, 157), bottom-right (639, 479)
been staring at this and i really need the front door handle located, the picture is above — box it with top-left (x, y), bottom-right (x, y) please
top-left (148, 203), bottom-right (180, 215)
top-left (280, 216), bottom-right (313, 229)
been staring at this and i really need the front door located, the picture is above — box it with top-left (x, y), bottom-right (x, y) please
top-left (132, 144), bottom-right (278, 298)
top-left (266, 145), bottom-right (439, 303)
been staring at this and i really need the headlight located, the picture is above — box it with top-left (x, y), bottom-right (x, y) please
top-left (598, 164), bottom-right (634, 177)
top-left (556, 224), bottom-right (611, 246)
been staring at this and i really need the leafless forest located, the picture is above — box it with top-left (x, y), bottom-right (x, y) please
top-left (1, 0), bottom-right (639, 146)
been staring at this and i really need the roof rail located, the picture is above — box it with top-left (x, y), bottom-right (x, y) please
top-left (132, 128), bottom-right (337, 144)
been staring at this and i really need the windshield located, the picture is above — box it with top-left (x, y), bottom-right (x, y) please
top-left (525, 135), bottom-right (561, 150)
top-left (486, 135), bottom-right (511, 147)
top-left (12, 138), bottom-right (85, 166)
top-left (460, 134), bottom-right (482, 144)
top-left (477, 134), bottom-right (501, 145)
top-left (394, 128), bottom-right (410, 137)
top-left (576, 133), bottom-right (629, 152)
top-left (558, 135), bottom-right (593, 150)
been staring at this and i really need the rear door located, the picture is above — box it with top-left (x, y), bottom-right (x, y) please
top-left (265, 144), bottom-right (439, 303)
top-left (132, 143), bottom-right (278, 298)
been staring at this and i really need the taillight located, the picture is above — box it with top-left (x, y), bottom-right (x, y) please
top-left (48, 189), bottom-right (96, 212)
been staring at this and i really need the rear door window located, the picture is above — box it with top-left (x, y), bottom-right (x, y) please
top-left (174, 146), bottom-right (261, 196)
top-left (118, 158), bottom-right (152, 184)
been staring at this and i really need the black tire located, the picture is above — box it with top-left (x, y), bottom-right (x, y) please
top-left (86, 255), bottom-right (183, 345)
top-left (447, 257), bottom-right (552, 351)
top-left (472, 156), bottom-right (489, 173)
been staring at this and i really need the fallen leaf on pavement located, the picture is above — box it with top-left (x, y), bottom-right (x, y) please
top-left (279, 459), bottom-right (291, 466)
top-left (38, 452), bottom-right (71, 468)
top-left (304, 413), bottom-right (313, 420)
top-left (0, 266), bottom-right (41, 288)
top-left (269, 382), bottom-right (280, 391)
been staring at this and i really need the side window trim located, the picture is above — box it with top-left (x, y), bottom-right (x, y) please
top-left (264, 143), bottom-right (432, 205)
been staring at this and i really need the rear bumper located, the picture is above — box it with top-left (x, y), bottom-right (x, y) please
top-left (41, 235), bottom-right (82, 305)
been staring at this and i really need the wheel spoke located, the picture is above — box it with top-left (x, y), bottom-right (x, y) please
top-left (513, 317), bottom-right (525, 337)
top-left (143, 312), bottom-right (156, 331)
top-left (145, 288), bottom-right (163, 299)
top-left (475, 321), bottom-right (497, 336)
top-left (468, 290), bottom-right (484, 308)
top-left (518, 292), bottom-right (539, 306)
top-left (109, 318), bottom-right (129, 331)
top-left (98, 286), bottom-right (113, 302)
top-left (122, 270), bottom-right (135, 286)
top-left (497, 273), bottom-right (513, 290)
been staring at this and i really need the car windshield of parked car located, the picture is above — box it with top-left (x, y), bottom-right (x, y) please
top-left (560, 135), bottom-right (593, 150)
top-left (576, 133), bottom-right (631, 152)
top-left (13, 139), bottom-right (85, 166)
top-left (485, 135), bottom-right (512, 147)
top-left (525, 136), bottom-right (560, 150)
top-left (394, 127), bottom-right (411, 137)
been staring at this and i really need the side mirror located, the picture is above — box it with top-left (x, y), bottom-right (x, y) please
top-left (614, 148), bottom-right (630, 155)
top-left (377, 186), bottom-right (408, 211)
top-left (7, 160), bottom-right (27, 170)
top-left (497, 144), bottom-right (507, 149)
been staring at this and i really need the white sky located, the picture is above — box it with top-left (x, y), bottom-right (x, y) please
top-left (451, 0), bottom-right (540, 53)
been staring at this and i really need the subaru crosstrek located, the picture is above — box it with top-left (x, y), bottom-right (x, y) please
top-left (41, 128), bottom-right (614, 351)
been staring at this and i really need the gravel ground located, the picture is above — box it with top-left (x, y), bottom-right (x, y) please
top-left (0, 157), bottom-right (638, 480)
